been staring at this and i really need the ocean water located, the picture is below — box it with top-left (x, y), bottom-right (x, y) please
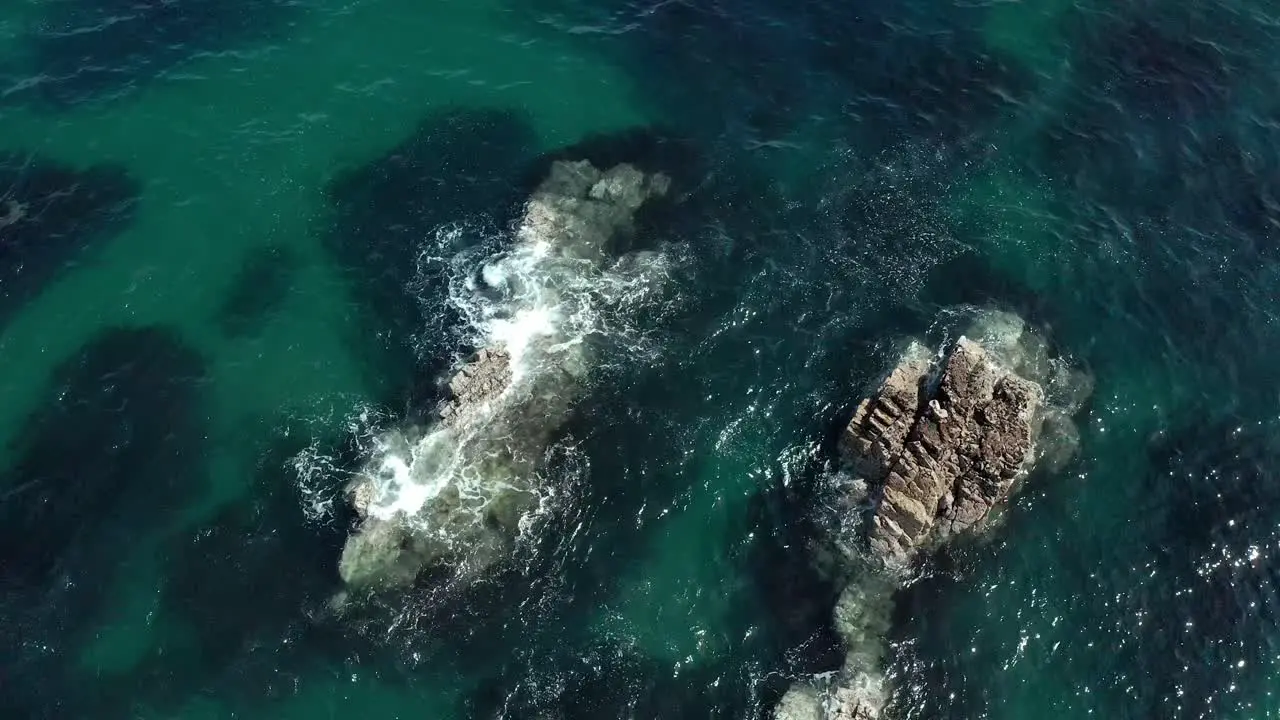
top-left (2, 0), bottom-right (1280, 718)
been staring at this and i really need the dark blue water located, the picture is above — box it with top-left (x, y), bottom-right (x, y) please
top-left (2, 0), bottom-right (1280, 718)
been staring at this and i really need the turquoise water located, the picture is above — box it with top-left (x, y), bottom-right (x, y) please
top-left (3, 0), bottom-right (1280, 717)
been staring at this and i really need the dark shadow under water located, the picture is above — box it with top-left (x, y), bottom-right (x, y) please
top-left (0, 151), bottom-right (140, 328)
top-left (0, 326), bottom-right (208, 719)
top-left (213, 242), bottom-right (302, 339)
top-left (103, 421), bottom-right (370, 718)
top-left (518, 0), bottom-right (1035, 155)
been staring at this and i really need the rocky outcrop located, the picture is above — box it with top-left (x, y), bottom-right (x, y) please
top-left (0, 153), bottom-right (139, 325)
top-left (337, 158), bottom-right (671, 593)
top-left (777, 311), bottom-right (1090, 720)
top-left (843, 337), bottom-right (1042, 565)
top-left (775, 685), bottom-right (827, 720)
top-left (777, 568), bottom-right (894, 720)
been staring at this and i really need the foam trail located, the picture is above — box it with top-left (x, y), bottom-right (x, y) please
top-left (339, 160), bottom-right (673, 590)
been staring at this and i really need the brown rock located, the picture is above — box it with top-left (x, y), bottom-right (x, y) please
top-left (847, 337), bottom-right (1043, 564)
top-left (778, 316), bottom-right (1086, 720)
top-left (839, 345), bottom-right (930, 485)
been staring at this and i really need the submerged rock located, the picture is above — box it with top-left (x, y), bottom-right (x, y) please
top-left (517, 159), bottom-right (670, 262)
top-left (775, 684), bottom-right (825, 720)
top-left (214, 243), bottom-right (299, 338)
top-left (778, 311), bottom-right (1089, 720)
top-left (777, 681), bottom-right (880, 720)
top-left (339, 159), bottom-right (671, 592)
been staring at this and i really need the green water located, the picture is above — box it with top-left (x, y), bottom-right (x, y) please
top-left (8, 0), bottom-right (1280, 717)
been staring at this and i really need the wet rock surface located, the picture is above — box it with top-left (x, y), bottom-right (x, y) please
top-left (518, 159), bottom-right (671, 261)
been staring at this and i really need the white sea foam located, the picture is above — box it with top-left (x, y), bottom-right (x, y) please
top-left (361, 234), bottom-right (672, 520)
top-left (287, 401), bottom-right (395, 522)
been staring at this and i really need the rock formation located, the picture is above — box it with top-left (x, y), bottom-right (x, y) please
top-left (338, 159), bottom-right (671, 593)
top-left (777, 311), bottom-right (1090, 720)
top-left (775, 682), bottom-right (879, 720)
top-left (844, 337), bottom-right (1042, 565)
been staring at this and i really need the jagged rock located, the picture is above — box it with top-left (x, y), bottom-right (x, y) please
top-left (348, 476), bottom-right (375, 520)
top-left (440, 348), bottom-right (512, 427)
top-left (844, 337), bottom-right (1042, 564)
top-left (775, 671), bottom-right (882, 720)
top-left (838, 343), bottom-right (931, 490)
top-left (775, 684), bottom-right (881, 720)
top-left (829, 687), bottom-right (879, 720)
